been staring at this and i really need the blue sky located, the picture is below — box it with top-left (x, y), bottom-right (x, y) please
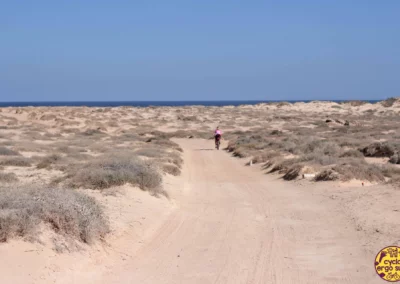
top-left (1, 1), bottom-right (399, 101)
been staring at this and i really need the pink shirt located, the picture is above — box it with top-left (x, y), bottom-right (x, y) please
top-left (215, 130), bottom-right (222, 135)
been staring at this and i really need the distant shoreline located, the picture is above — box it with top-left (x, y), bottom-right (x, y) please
top-left (0, 99), bottom-right (387, 107)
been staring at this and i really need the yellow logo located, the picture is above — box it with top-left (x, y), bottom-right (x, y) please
top-left (375, 246), bottom-right (400, 282)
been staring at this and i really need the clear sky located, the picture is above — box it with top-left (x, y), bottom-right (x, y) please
top-left (1, 1), bottom-right (399, 101)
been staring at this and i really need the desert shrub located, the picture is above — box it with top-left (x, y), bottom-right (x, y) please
top-left (113, 133), bottom-right (143, 142)
top-left (0, 147), bottom-right (20, 156)
top-left (302, 140), bottom-right (341, 156)
top-left (157, 155), bottom-right (183, 168)
top-left (282, 140), bottom-right (297, 153)
top-left (166, 153), bottom-right (183, 168)
top-left (334, 137), bottom-right (366, 148)
top-left (339, 149), bottom-right (364, 158)
top-left (79, 129), bottom-right (105, 136)
top-left (66, 152), bottom-right (91, 161)
top-left (69, 152), bottom-right (162, 190)
top-left (135, 148), bottom-right (165, 158)
top-left (170, 130), bottom-right (211, 139)
top-left (363, 109), bottom-right (376, 114)
top-left (0, 187), bottom-right (109, 243)
top-left (177, 115), bottom-right (198, 121)
top-left (0, 172), bottom-right (18, 183)
top-left (162, 164), bottom-right (181, 176)
top-left (381, 164), bottom-right (400, 178)
top-left (0, 157), bottom-right (31, 167)
top-left (283, 164), bottom-right (303, 180)
top-left (148, 139), bottom-right (183, 152)
top-left (37, 154), bottom-right (62, 169)
top-left (314, 169), bottom-right (339, 181)
top-left (381, 97), bottom-right (398, 107)
top-left (268, 158), bottom-right (299, 174)
top-left (40, 114), bottom-right (57, 120)
top-left (389, 153), bottom-right (400, 164)
top-left (300, 153), bottom-right (338, 166)
top-left (345, 100), bottom-right (368, 107)
top-left (231, 147), bottom-right (250, 158)
top-left (361, 142), bottom-right (397, 157)
top-left (56, 145), bottom-right (78, 154)
top-left (387, 176), bottom-right (400, 186)
top-left (249, 151), bottom-right (280, 165)
top-left (283, 136), bottom-right (341, 157)
top-left (333, 159), bottom-right (385, 182)
top-left (270, 130), bottom-right (283, 135)
top-left (276, 102), bottom-right (291, 108)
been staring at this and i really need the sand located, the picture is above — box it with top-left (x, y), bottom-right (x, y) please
top-left (1, 138), bottom-right (398, 283)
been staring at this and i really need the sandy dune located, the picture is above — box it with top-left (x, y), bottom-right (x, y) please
top-left (2, 138), bottom-right (397, 283)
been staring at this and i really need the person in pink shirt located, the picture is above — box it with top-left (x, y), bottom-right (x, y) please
top-left (214, 126), bottom-right (222, 149)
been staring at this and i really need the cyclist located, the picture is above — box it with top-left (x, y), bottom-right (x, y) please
top-left (214, 126), bottom-right (222, 149)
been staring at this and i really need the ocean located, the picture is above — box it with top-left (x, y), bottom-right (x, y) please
top-left (0, 100), bottom-right (381, 107)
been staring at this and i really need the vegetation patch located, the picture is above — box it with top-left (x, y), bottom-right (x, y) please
top-left (0, 187), bottom-right (109, 243)
top-left (69, 152), bottom-right (162, 191)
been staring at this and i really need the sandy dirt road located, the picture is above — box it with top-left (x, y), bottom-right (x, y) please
top-left (1, 139), bottom-right (390, 284)
top-left (101, 139), bottom-right (380, 284)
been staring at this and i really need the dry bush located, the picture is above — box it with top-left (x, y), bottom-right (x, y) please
top-left (299, 139), bottom-right (341, 156)
top-left (343, 100), bottom-right (368, 107)
top-left (283, 164), bottom-right (303, 180)
top-left (40, 114), bottom-right (57, 120)
top-left (79, 129), bottom-right (106, 136)
top-left (56, 145), bottom-right (80, 154)
top-left (361, 142), bottom-right (398, 158)
top-left (276, 102), bottom-right (291, 108)
top-left (314, 169), bottom-right (339, 181)
top-left (270, 130), bottom-right (283, 135)
top-left (147, 139), bottom-right (183, 152)
top-left (333, 159), bottom-right (385, 182)
top-left (381, 164), bottom-right (400, 178)
top-left (227, 134), bottom-right (272, 157)
top-left (162, 164), bottom-right (181, 176)
top-left (177, 115), bottom-right (199, 122)
top-left (248, 151), bottom-right (280, 165)
top-left (389, 153), bottom-right (400, 164)
top-left (268, 158), bottom-right (299, 174)
top-left (135, 148), bottom-right (165, 158)
top-left (22, 131), bottom-right (48, 140)
top-left (87, 142), bottom-right (109, 153)
top-left (339, 149), bottom-right (364, 158)
top-left (12, 142), bottom-right (48, 153)
top-left (300, 153), bottom-right (339, 166)
top-left (69, 152), bottom-right (162, 191)
top-left (37, 154), bottom-right (62, 169)
top-left (0, 157), bottom-right (32, 167)
top-left (334, 137), bottom-right (366, 148)
top-left (65, 152), bottom-right (92, 162)
top-left (0, 187), bottom-right (109, 243)
top-left (0, 147), bottom-right (20, 156)
top-left (380, 97), bottom-right (398, 107)
top-left (113, 133), bottom-right (143, 142)
top-left (170, 130), bottom-right (212, 139)
top-left (0, 173), bottom-right (18, 183)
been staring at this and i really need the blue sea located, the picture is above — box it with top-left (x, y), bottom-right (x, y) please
top-left (0, 100), bottom-right (381, 107)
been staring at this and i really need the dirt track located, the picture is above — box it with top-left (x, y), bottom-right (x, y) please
top-left (2, 139), bottom-right (393, 283)
top-left (101, 139), bottom-right (380, 283)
